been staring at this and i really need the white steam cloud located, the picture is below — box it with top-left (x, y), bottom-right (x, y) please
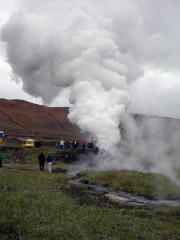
top-left (1, 0), bottom-right (180, 180)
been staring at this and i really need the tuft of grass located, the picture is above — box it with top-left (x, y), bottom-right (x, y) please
top-left (80, 170), bottom-right (180, 200)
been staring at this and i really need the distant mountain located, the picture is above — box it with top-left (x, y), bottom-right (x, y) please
top-left (0, 99), bottom-right (80, 138)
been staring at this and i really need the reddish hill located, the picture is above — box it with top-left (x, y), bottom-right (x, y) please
top-left (0, 99), bottom-right (80, 138)
top-left (1, 99), bottom-right (179, 141)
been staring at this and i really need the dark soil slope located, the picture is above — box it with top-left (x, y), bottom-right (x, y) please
top-left (0, 99), bottom-right (79, 138)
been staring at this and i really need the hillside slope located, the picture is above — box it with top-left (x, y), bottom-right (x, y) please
top-left (1, 99), bottom-right (180, 140)
top-left (0, 99), bottom-right (79, 138)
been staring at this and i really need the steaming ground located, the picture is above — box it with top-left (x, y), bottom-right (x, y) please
top-left (69, 114), bottom-right (180, 184)
top-left (1, 0), bottom-right (180, 181)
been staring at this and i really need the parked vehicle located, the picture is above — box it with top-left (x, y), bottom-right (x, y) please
top-left (0, 131), bottom-right (5, 144)
top-left (0, 131), bottom-right (5, 148)
top-left (22, 138), bottom-right (35, 148)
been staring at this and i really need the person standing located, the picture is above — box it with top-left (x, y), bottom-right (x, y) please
top-left (38, 152), bottom-right (46, 171)
top-left (47, 152), bottom-right (53, 173)
top-left (74, 140), bottom-right (79, 149)
top-left (0, 151), bottom-right (4, 168)
top-left (81, 140), bottom-right (87, 149)
top-left (55, 139), bottom-right (60, 148)
top-left (60, 139), bottom-right (65, 149)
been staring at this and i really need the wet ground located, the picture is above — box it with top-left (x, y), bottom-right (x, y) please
top-left (66, 177), bottom-right (180, 208)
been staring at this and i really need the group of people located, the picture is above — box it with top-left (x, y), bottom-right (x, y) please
top-left (0, 139), bottom-right (96, 173)
top-left (38, 152), bottom-right (53, 173)
top-left (55, 139), bottom-right (79, 149)
top-left (55, 139), bottom-right (94, 150)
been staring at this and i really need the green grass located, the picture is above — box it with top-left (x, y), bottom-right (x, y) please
top-left (80, 170), bottom-right (180, 200)
top-left (1, 148), bottom-right (180, 239)
top-left (0, 169), bottom-right (180, 240)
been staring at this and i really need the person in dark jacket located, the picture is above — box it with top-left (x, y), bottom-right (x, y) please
top-left (0, 151), bottom-right (4, 168)
top-left (38, 152), bottom-right (46, 171)
top-left (47, 152), bottom-right (53, 173)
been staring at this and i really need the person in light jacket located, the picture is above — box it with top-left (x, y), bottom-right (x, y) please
top-left (60, 139), bottom-right (65, 149)
top-left (47, 152), bottom-right (53, 173)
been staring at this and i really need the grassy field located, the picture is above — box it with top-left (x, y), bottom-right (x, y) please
top-left (80, 170), bottom-right (180, 200)
top-left (0, 148), bottom-right (180, 239)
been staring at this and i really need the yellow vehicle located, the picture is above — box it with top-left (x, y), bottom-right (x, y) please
top-left (22, 139), bottom-right (35, 148)
top-left (0, 131), bottom-right (5, 144)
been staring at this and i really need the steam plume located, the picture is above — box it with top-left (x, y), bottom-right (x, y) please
top-left (2, 0), bottom-right (134, 151)
top-left (1, 0), bottom-right (180, 179)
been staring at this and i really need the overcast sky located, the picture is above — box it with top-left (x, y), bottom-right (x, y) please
top-left (0, 0), bottom-right (42, 104)
top-left (0, 0), bottom-right (67, 106)
top-left (0, 0), bottom-right (180, 118)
